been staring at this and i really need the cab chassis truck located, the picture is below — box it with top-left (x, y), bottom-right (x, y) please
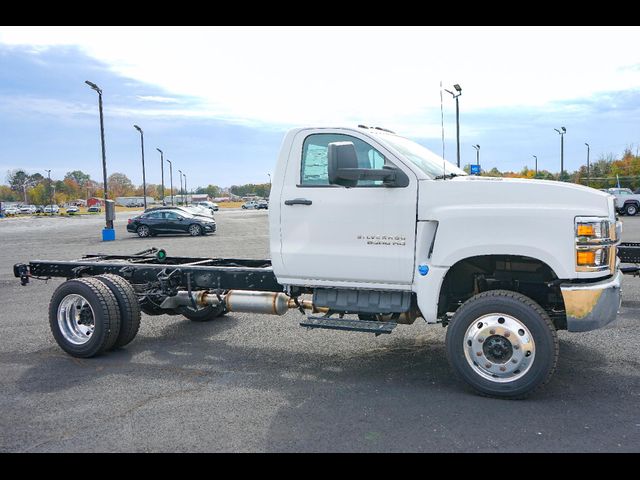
top-left (13, 127), bottom-right (640, 398)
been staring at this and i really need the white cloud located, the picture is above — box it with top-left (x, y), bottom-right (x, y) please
top-left (1, 26), bottom-right (640, 138)
top-left (136, 95), bottom-right (181, 104)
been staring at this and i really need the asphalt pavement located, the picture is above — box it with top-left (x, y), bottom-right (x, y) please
top-left (0, 210), bottom-right (639, 452)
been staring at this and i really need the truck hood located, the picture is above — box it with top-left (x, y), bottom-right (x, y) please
top-left (418, 176), bottom-right (616, 280)
top-left (418, 176), bottom-right (615, 222)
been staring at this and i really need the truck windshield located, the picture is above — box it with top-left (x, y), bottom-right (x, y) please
top-left (378, 135), bottom-right (467, 179)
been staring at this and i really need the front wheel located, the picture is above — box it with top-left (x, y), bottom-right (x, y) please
top-left (445, 290), bottom-right (558, 399)
top-left (188, 224), bottom-right (202, 236)
top-left (625, 203), bottom-right (638, 216)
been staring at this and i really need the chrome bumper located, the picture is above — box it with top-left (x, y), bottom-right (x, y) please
top-left (560, 270), bottom-right (623, 332)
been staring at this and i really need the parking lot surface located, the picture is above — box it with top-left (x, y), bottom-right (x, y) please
top-left (1, 211), bottom-right (639, 452)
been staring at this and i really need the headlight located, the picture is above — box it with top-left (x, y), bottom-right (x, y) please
top-left (575, 216), bottom-right (617, 272)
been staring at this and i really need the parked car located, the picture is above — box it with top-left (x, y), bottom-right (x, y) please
top-left (127, 208), bottom-right (216, 237)
top-left (4, 206), bottom-right (20, 216)
top-left (242, 200), bottom-right (259, 209)
top-left (87, 205), bottom-right (101, 213)
top-left (257, 200), bottom-right (269, 210)
top-left (184, 205), bottom-right (215, 218)
top-left (34, 205), bottom-right (45, 214)
top-left (19, 205), bottom-right (37, 214)
top-left (65, 206), bottom-right (80, 215)
top-left (44, 204), bottom-right (60, 214)
top-left (196, 201), bottom-right (219, 212)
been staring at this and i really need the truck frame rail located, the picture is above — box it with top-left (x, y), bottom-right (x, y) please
top-left (14, 248), bottom-right (283, 292)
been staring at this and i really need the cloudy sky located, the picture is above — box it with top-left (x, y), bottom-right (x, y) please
top-left (1, 26), bottom-right (639, 188)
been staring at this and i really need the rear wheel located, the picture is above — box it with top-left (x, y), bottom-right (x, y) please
top-left (188, 224), bottom-right (202, 236)
top-left (445, 290), bottom-right (558, 399)
top-left (625, 203), bottom-right (638, 216)
top-left (137, 225), bottom-right (150, 237)
top-left (178, 304), bottom-right (226, 322)
top-left (48, 278), bottom-right (121, 358)
top-left (94, 274), bottom-right (141, 349)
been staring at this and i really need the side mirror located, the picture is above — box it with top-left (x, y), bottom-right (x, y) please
top-left (327, 141), bottom-right (409, 188)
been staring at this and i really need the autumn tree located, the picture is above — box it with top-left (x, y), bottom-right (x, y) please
top-left (107, 173), bottom-right (134, 197)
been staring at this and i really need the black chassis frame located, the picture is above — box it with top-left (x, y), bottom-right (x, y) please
top-left (14, 249), bottom-right (284, 295)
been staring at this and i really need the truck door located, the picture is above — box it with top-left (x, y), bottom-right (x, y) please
top-left (278, 130), bottom-right (418, 288)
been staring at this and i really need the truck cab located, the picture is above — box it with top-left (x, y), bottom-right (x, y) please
top-left (269, 126), bottom-right (622, 397)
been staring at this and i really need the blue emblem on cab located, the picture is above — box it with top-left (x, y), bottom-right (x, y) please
top-left (418, 264), bottom-right (429, 276)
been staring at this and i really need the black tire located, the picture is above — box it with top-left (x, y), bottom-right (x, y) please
top-left (624, 203), bottom-right (638, 216)
top-left (48, 278), bottom-right (121, 358)
top-left (177, 303), bottom-right (226, 322)
top-left (188, 224), bottom-right (202, 236)
top-left (94, 274), bottom-right (141, 349)
top-left (137, 224), bottom-right (151, 237)
top-left (445, 289), bottom-right (558, 399)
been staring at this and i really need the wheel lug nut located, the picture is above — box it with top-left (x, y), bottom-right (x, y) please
top-left (478, 337), bottom-right (484, 343)
top-left (490, 329), bottom-right (495, 335)
top-left (485, 363), bottom-right (492, 369)
top-left (499, 366), bottom-right (506, 372)
top-left (476, 352), bottom-right (483, 357)
top-left (512, 358), bottom-right (518, 364)
top-left (513, 345), bottom-right (520, 350)
top-left (504, 332), bottom-right (510, 338)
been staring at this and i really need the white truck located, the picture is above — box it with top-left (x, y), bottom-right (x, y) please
top-left (606, 188), bottom-right (640, 216)
top-left (14, 126), bottom-right (629, 398)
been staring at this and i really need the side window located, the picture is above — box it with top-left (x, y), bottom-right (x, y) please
top-left (164, 212), bottom-right (180, 220)
top-left (300, 133), bottom-right (388, 186)
top-left (145, 211), bottom-right (162, 219)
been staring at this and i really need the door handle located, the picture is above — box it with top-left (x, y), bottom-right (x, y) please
top-left (284, 198), bottom-right (312, 206)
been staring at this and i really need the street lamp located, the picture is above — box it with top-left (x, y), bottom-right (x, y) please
top-left (178, 169), bottom-right (184, 205)
top-left (183, 173), bottom-right (188, 206)
top-left (133, 125), bottom-right (147, 210)
top-left (267, 173), bottom-right (271, 199)
top-left (585, 143), bottom-right (590, 187)
top-left (85, 80), bottom-right (112, 229)
top-left (166, 159), bottom-right (174, 205)
top-left (45, 169), bottom-right (53, 214)
top-left (472, 144), bottom-right (480, 166)
top-left (445, 83), bottom-right (462, 168)
top-left (532, 155), bottom-right (538, 177)
top-left (554, 126), bottom-right (566, 181)
top-left (156, 148), bottom-right (165, 205)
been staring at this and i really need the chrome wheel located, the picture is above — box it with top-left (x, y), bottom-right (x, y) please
top-left (463, 313), bottom-right (535, 383)
top-left (189, 224), bottom-right (201, 236)
top-left (57, 294), bottom-right (95, 345)
top-left (137, 225), bottom-right (150, 237)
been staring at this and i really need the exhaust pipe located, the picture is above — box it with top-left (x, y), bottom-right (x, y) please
top-left (161, 290), bottom-right (325, 316)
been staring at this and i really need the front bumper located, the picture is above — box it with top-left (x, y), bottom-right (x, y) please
top-left (560, 270), bottom-right (623, 332)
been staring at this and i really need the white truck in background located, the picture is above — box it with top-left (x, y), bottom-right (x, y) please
top-left (16, 126), bottom-right (628, 399)
top-left (606, 188), bottom-right (640, 216)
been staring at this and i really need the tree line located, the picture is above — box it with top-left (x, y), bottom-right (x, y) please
top-left (466, 148), bottom-right (640, 189)
top-left (1, 169), bottom-right (272, 205)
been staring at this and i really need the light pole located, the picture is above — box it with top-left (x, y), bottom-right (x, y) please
top-left (183, 173), bottom-right (188, 206)
top-left (533, 155), bottom-right (538, 177)
top-left (166, 159), bottom-right (174, 205)
top-left (45, 169), bottom-right (52, 214)
top-left (85, 80), bottom-right (112, 229)
top-left (585, 143), bottom-right (590, 187)
top-left (445, 84), bottom-right (462, 168)
top-left (472, 144), bottom-right (480, 166)
top-left (133, 125), bottom-right (147, 210)
top-left (554, 126), bottom-right (566, 181)
top-left (156, 148), bottom-right (165, 205)
top-left (178, 169), bottom-right (184, 205)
